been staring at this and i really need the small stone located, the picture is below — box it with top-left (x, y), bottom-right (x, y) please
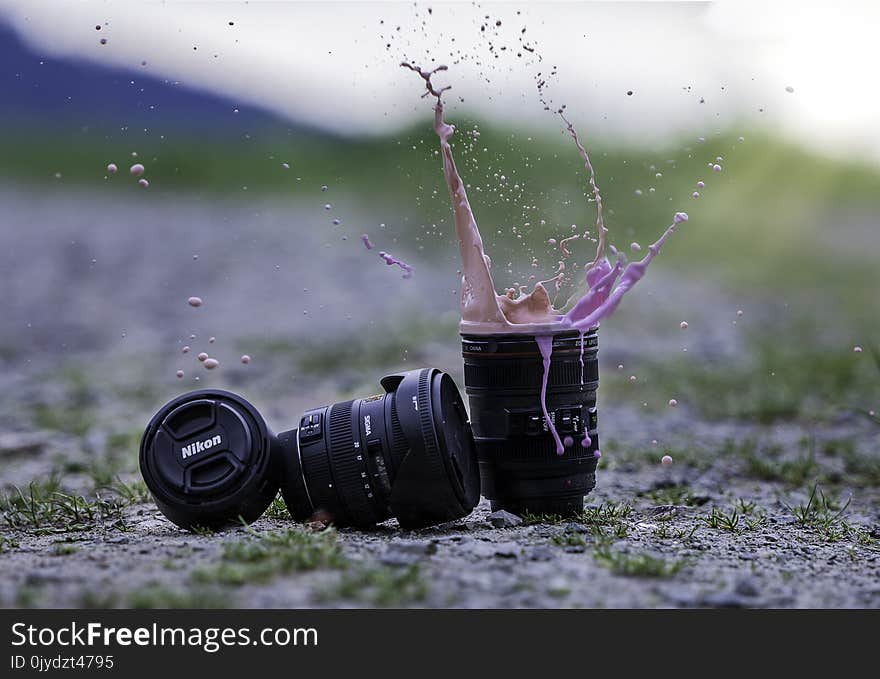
top-left (734, 577), bottom-right (760, 597)
top-left (493, 542), bottom-right (519, 558)
top-left (527, 546), bottom-right (556, 561)
top-left (0, 432), bottom-right (47, 456)
top-left (382, 539), bottom-right (437, 566)
top-left (487, 509), bottom-right (523, 528)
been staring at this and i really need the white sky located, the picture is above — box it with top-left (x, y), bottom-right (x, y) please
top-left (2, 1), bottom-right (879, 164)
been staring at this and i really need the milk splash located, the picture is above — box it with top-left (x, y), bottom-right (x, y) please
top-left (404, 63), bottom-right (687, 454)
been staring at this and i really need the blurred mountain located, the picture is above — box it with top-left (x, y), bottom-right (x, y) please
top-left (0, 20), bottom-right (313, 135)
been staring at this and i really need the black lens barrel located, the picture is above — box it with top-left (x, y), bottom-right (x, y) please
top-left (279, 368), bottom-right (480, 529)
top-left (462, 330), bottom-right (600, 517)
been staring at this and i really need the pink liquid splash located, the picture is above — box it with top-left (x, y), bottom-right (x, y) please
top-left (404, 63), bottom-right (689, 454)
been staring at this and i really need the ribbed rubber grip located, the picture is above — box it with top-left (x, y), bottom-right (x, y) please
top-left (327, 400), bottom-right (376, 526)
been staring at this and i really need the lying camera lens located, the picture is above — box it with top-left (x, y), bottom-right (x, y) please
top-left (139, 389), bottom-right (280, 530)
top-left (462, 330), bottom-right (600, 517)
top-left (278, 368), bottom-right (481, 529)
top-left (140, 368), bottom-right (480, 532)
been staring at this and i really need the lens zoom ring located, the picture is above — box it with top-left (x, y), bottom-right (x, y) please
top-left (327, 400), bottom-right (374, 525)
top-left (389, 404), bottom-right (409, 468)
top-left (464, 357), bottom-right (598, 390)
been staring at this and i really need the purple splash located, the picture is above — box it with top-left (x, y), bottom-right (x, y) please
top-left (379, 250), bottom-right (414, 279)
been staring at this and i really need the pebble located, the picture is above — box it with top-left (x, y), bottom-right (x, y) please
top-left (527, 546), bottom-right (556, 562)
top-left (493, 543), bottom-right (520, 558)
top-left (385, 539), bottom-right (437, 559)
top-left (0, 432), bottom-right (47, 456)
top-left (487, 510), bottom-right (523, 528)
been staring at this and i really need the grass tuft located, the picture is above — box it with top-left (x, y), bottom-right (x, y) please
top-left (191, 527), bottom-right (344, 586)
top-left (593, 547), bottom-right (686, 578)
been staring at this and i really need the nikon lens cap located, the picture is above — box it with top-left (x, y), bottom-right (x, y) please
top-left (139, 389), bottom-right (279, 530)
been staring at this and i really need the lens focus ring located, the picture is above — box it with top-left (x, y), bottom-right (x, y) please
top-left (327, 400), bottom-right (378, 526)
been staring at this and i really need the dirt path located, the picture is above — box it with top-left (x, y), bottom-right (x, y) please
top-left (1, 189), bottom-right (878, 608)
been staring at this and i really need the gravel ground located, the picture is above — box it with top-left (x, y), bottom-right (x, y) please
top-left (1, 188), bottom-right (878, 608)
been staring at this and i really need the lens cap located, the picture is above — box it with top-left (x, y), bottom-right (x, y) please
top-left (139, 389), bottom-right (279, 530)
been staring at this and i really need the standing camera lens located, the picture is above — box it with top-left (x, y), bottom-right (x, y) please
top-left (279, 368), bottom-right (480, 529)
top-left (462, 330), bottom-right (600, 517)
top-left (139, 390), bottom-right (280, 530)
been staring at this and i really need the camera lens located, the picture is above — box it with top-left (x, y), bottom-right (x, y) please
top-left (462, 330), bottom-right (600, 517)
top-left (278, 368), bottom-right (480, 529)
top-left (139, 389), bottom-right (280, 530)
